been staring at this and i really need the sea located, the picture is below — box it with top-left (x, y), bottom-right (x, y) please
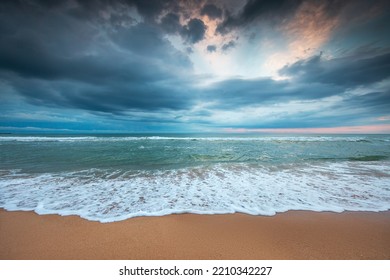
top-left (0, 134), bottom-right (389, 222)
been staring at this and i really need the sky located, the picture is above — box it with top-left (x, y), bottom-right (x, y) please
top-left (0, 0), bottom-right (390, 134)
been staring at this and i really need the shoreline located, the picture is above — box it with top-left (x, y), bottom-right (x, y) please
top-left (1, 209), bottom-right (389, 259)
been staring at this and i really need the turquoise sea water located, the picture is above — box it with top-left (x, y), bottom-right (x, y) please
top-left (0, 134), bottom-right (389, 222)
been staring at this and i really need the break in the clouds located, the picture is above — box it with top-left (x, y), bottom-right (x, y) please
top-left (0, 0), bottom-right (390, 133)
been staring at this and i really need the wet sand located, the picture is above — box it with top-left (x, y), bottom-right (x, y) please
top-left (0, 209), bottom-right (389, 259)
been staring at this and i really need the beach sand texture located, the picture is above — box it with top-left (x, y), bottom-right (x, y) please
top-left (1, 210), bottom-right (389, 259)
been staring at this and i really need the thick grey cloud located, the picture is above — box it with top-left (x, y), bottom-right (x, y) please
top-left (279, 51), bottom-right (390, 87)
top-left (4, 72), bottom-right (197, 114)
top-left (1, 0), bottom-right (389, 132)
top-left (0, 0), bottom-right (196, 115)
top-left (215, 0), bottom-right (388, 35)
top-left (0, 26), bottom-right (178, 85)
top-left (160, 13), bottom-right (181, 33)
top-left (216, 0), bottom-right (302, 34)
top-left (201, 47), bottom-right (390, 115)
top-left (0, 16), bottom-right (191, 80)
top-left (160, 14), bottom-right (208, 44)
top-left (128, 0), bottom-right (176, 19)
top-left (64, 82), bottom-right (195, 112)
top-left (70, 0), bottom-right (178, 21)
top-left (200, 4), bottom-right (223, 19)
top-left (343, 91), bottom-right (390, 115)
top-left (201, 77), bottom-right (345, 110)
top-left (110, 23), bottom-right (191, 67)
top-left (181, 18), bottom-right (207, 44)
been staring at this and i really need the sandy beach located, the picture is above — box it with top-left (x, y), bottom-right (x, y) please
top-left (1, 209), bottom-right (389, 259)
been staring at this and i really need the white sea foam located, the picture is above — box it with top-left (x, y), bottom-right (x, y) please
top-left (1, 162), bottom-right (389, 222)
top-left (0, 136), bottom-right (99, 142)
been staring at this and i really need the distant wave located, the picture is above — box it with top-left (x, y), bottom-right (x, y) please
top-left (0, 135), bottom-right (382, 143)
top-left (0, 136), bottom-right (98, 142)
top-left (310, 155), bottom-right (389, 162)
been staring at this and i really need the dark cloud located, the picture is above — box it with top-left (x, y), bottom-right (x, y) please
top-left (205, 78), bottom-right (289, 107)
top-left (216, 0), bottom-right (302, 34)
top-left (221, 40), bottom-right (236, 52)
top-left (181, 18), bottom-right (207, 44)
top-left (160, 13), bottom-right (210, 45)
top-left (215, 0), bottom-right (384, 35)
top-left (72, 0), bottom-right (177, 21)
top-left (0, 0), bottom-right (196, 115)
top-left (279, 51), bottom-right (390, 87)
top-left (0, 16), bottom-right (191, 82)
top-left (238, 0), bottom-right (299, 21)
top-left (343, 90), bottom-right (390, 114)
top-left (160, 12), bottom-right (181, 33)
top-left (129, 0), bottom-right (175, 19)
top-left (200, 4), bottom-right (223, 19)
top-left (5, 73), bottom-right (197, 114)
top-left (207, 45), bottom-right (217, 52)
top-left (202, 77), bottom-right (342, 110)
top-left (110, 23), bottom-right (191, 67)
top-left (1, 0), bottom-right (389, 132)
top-left (64, 82), bottom-right (195, 112)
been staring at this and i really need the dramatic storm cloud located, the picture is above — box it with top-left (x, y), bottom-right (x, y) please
top-left (0, 0), bottom-right (390, 133)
